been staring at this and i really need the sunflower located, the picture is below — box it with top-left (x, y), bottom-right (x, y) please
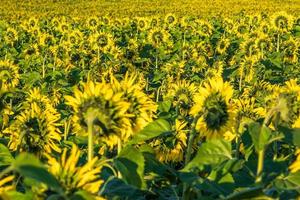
top-left (223, 18), bottom-right (234, 34)
top-left (289, 149), bottom-right (300, 173)
top-left (259, 21), bottom-right (271, 35)
top-left (238, 56), bottom-right (258, 84)
top-left (65, 81), bottom-right (132, 149)
top-left (45, 144), bottom-right (104, 198)
top-left (164, 80), bottom-right (197, 116)
top-left (234, 23), bottom-right (249, 38)
top-left (190, 77), bottom-right (236, 140)
top-left (152, 119), bottom-right (187, 162)
top-left (271, 11), bottom-right (294, 33)
top-left (4, 27), bottom-right (18, 44)
top-left (164, 13), bottom-right (177, 27)
top-left (240, 38), bottom-right (260, 58)
top-left (282, 38), bottom-right (299, 64)
top-left (58, 21), bottom-right (70, 34)
top-left (3, 102), bottom-right (61, 154)
top-left (256, 34), bottom-right (273, 56)
top-left (137, 17), bottom-right (149, 31)
top-left (234, 97), bottom-right (266, 122)
top-left (147, 27), bottom-right (171, 47)
top-left (197, 20), bottom-right (213, 37)
top-left (0, 60), bottom-right (19, 93)
top-left (90, 32), bottom-right (114, 53)
top-left (216, 37), bottom-right (230, 55)
top-left (110, 72), bottom-right (157, 135)
top-left (87, 16), bottom-right (99, 30)
top-left (27, 17), bottom-right (39, 29)
top-left (39, 33), bottom-right (56, 47)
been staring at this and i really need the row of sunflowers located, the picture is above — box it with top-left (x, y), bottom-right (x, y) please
top-left (0, 11), bottom-right (300, 199)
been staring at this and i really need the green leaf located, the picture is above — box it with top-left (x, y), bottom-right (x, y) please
top-left (158, 100), bottom-right (172, 113)
top-left (100, 177), bottom-right (145, 199)
top-left (183, 139), bottom-right (232, 171)
top-left (114, 146), bottom-right (145, 189)
top-left (248, 123), bottom-right (271, 152)
top-left (70, 190), bottom-right (95, 200)
top-left (3, 191), bottom-right (33, 200)
top-left (279, 126), bottom-right (300, 147)
top-left (0, 143), bottom-right (14, 166)
top-left (127, 119), bottom-right (171, 145)
top-left (13, 153), bottom-right (62, 193)
top-left (274, 171), bottom-right (300, 192)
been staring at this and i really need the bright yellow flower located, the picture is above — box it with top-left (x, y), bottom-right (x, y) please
top-left (45, 144), bottom-right (104, 197)
top-left (190, 77), bottom-right (236, 140)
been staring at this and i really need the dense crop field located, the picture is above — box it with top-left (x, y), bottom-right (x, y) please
top-left (1, 1), bottom-right (300, 200)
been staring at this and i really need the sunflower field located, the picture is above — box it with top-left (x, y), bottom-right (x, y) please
top-left (1, 1), bottom-right (300, 199)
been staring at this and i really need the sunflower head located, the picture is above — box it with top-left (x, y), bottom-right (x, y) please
top-left (87, 16), bottom-right (99, 29)
top-left (152, 119), bottom-right (187, 162)
top-left (216, 37), bottom-right (230, 55)
top-left (4, 27), bottom-right (18, 44)
top-left (148, 28), bottom-right (170, 47)
top-left (45, 144), bottom-right (103, 197)
top-left (190, 77), bottom-right (236, 140)
top-left (110, 72), bottom-right (157, 134)
top-left (165, 80), bottom-right (197, 116)
top-left (91, 32), bottom-right (114, 52)
top-left (0, 60), bottom-right (19, 94)
top-left (164, 13), bottom-right (177, 27)
top-left (3, 102), bottom-right (61, 154)
top-left (65, 81), bottom-right (132, 148)
top-left (271, 11), bottom-right (294, 32)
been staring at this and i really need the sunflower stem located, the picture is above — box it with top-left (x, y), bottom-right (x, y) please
top-left (239, 64), bottom-right (244, 92)
top-left (276, 33), bottom-right (280, 53)
top-left (87, 119), bottom-right (94, 162)
top-left (117, 137), bottom-right (122, 178)
top-left (183, 116), bottom-right (199, 199)
top-left (255, 150), bottom-right (264, 183)
top-left (42, 56), bottom-right (46, 79)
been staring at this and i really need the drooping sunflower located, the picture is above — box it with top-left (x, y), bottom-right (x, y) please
top-left (152, 119), bottom-right (187, 162)
top-left (4, 27), bottom-right (18, 44)
top-left (3, 102), bottom-right (61, 154)
top-left (164, 13), bottom-right (177, 27)
top-left (190, 77), bottom-right (236, 140)
top-left (216, 37), bottom-right (230, 55)
top-left (256, 34), bottom-right (273, 56)
top-left (222, 18), bottom-right (234, 34)
top-left (282, 38), bottom-right (299, 64)
top-left (164, 80), bottom-right (197, 116)
top-left (65, 81), bottom-right (132, 149)
top-left (271, 11), bottom-right (294, 33)
top-left (0, 60), bottom-right (19, 93)
top-left (240, 38), bottom-right (260, 58)
top-left (45, 144), bottom-right (104, 198)
top-left (110, 72), bottom-right (157, 135)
